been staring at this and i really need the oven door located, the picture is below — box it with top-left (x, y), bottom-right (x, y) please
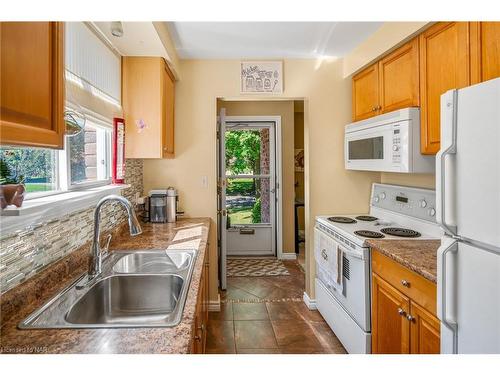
top-left (345, 122), bottom-right (406, 172)
top-left (315, 227), bottom-right (371, 331)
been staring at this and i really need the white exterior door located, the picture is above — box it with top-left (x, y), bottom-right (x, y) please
top-left (222, 120), bottom-right (277, 257)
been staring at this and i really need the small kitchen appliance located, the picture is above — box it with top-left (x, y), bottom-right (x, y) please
top-left (149, 189), bottom-right (168, 223)
top-left (345, 107), bottom-right (435, 173)
top-left (166, 187), bottom-right (178, 223)
top-left (314, 183), bottom-right (442, 353)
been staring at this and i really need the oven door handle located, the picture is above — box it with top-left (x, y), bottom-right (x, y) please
top-left (337, 243), bottom-right (364, 260)
top-left (316, 226), bottom-right (365, 260)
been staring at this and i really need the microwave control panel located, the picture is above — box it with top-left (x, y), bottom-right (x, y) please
top-left (391, 125), bottom-right (401, 164)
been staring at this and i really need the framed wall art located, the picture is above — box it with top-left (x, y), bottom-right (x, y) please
top-left (241, 61), bottom-right (283, 94)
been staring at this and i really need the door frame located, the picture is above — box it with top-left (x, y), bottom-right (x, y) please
top-left (217, 114), bottom-right (283, 289)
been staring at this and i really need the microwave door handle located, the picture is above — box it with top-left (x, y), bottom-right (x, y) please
top-left (436, 90), bottom-right (458, 236)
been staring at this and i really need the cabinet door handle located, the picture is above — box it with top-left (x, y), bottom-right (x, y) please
top-left (401, 279), bottom-right (410, 287)
top-left (372, 106), bottom-right (377, 111)
top-left (406, 314), bottom-right (415, 322)
top-left (397, 307), bottom-right (406, 316)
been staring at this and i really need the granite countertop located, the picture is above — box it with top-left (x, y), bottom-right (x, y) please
top-left (0, 218), bottom-right (210, 354)
top-left (366, 239), bottom-right (441, 283)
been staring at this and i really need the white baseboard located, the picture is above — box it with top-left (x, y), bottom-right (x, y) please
top-left (208, 294), bottom-right (221, 312)
top-left (303, 291), bottom-right (317, 310)
top-left (280, 252), bottom-right (297, 260)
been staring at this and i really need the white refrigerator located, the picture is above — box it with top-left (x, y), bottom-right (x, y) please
top-left (436, 77), bottom-right (500, 354)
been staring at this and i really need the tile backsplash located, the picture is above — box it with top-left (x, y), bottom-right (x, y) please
top-left (0, 159), bottom-right (143, 293)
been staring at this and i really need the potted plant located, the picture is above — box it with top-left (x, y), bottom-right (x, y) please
top-left (0, 158), bottom-right (26, 209)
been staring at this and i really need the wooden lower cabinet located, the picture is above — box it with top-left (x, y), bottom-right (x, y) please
top-left (371, 251), bottom-right (440, 354)
top-left (372, 273), bottom-right (411, 354)
top-left (190, 247), bottom-right (209, 354)
top-left (409, 301), bottom-right (441, 354)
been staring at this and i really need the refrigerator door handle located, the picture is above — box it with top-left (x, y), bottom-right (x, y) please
top-left (437, 238), bottom-right (458, 353)
top-left (436, 90), bottom-right (458, 236)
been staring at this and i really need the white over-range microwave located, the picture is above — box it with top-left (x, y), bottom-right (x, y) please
top-left (344, 107), bottom-right (435, 173)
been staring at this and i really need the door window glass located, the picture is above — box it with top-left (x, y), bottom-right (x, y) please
top-left (225, 128), bottom-right (270, 175)
top-left (226, 177), bottom-right (270, 225)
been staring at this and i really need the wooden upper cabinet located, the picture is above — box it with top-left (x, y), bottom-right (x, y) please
top-left (470, 22), bottom-right (500, 84)
top-left (162, 63), bottom-right (175, 158)
top-left (419, 22), bottom-right (470, 155)
top-left (352, 39), bottom-right (419, 122)
top-left (372, 273), bottom-right (411, 354)
top-left (122, 57), bottom-right (175, 159)
top-left (352, 63), bottom-right (379, 121)
top-left (0, 22), bottom-right (65, 149)
top-left (409, 301), bottom-right (441, 354)
top-left (379, 38), bottom-right (420, 113)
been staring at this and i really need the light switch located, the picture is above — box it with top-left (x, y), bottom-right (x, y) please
top-left (201, 176), bottom-right (208, 188)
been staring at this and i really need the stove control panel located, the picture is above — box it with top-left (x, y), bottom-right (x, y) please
top-left (371, 183), bottom-right (437, 223)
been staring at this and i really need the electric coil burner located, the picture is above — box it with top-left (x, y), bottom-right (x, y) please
top-left (380, 227), bottom-right (421, 238)
top-left (354, 230), bottom-right (385, 238)
top-left (355, 215), bottom-right (378, 222)
top-left (328, 216), bottom-right (357, 224)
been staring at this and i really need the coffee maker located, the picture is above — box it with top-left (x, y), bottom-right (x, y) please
top-left (148, 189), bottom-right (168, 223)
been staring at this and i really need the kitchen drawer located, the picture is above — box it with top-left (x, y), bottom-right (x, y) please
top-left (372, 250), bottom-right (437, 315)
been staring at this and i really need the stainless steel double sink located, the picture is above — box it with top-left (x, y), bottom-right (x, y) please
top-left (19, 249), bottom-right (197, 329)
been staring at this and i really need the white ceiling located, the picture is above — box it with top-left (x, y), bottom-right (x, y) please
top-left (93, 22), bottom-right (168, 59)
top-left (168, 22), bottom-right (383, 59)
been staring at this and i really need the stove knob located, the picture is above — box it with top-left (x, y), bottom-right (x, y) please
top-left (428, 208), bottom-right (436, 217)
top-left (380, 192), bottom-right (386, 200)
top-left (420, 199), bottom-right (427, 208)
top-left (392, 145), bottom-right (400, 151)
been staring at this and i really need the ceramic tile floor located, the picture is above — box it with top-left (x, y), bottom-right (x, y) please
top-left (207, 260), bottom-right (346, 354)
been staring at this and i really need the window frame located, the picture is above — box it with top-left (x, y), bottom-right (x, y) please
top-left (62, 117), bottom-right (112, 191)
top-left (19, 117), bottom-right (113, 201)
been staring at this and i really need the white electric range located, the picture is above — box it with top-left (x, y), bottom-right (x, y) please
top-left (314, 183), bottom-right (442, 354)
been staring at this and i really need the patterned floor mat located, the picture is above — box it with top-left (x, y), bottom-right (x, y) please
top-left (227, 258), bottom-right (290, 277)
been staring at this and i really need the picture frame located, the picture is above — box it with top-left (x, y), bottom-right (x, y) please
top-left (240, 61), bottom-right (283, 94)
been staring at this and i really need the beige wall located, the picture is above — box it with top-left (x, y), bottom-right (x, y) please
top-left (381, 173), bottom-right (435, 189)
top-left (218, 100), bottom-right (296, 253)
top-left (143, 58), bottom-right (380, 304)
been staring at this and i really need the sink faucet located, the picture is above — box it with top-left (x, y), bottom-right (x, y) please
top-left (88, 195), bottom-right (142, 279)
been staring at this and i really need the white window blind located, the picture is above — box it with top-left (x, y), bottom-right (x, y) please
top-left (65, 22), bottom-right (121, 103)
